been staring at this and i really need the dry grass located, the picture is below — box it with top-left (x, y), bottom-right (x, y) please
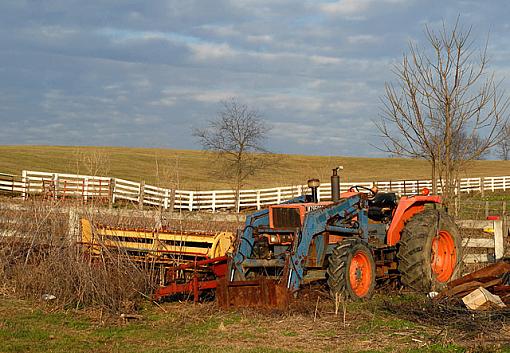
top-left (1, 145), bottom-right (509, 189)
top-left (0, 199), bottom-right (244, 313)
top-left (0, 201), bottom-right (156, 313)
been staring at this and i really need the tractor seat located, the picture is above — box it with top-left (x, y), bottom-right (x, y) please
top-left (368, 192), bottom-right (397, 222)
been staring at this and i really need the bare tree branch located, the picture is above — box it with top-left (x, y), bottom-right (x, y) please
top-left (377, 18), bottom-right (509, 205)
top-left (193, 98), bottom-right (271, 209)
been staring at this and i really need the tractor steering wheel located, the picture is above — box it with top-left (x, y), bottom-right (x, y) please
top-left (348, 185), bottom-right (377, 199)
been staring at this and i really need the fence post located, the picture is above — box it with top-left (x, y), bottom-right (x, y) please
top-left (494, 220), bottom-right (504, 260)
top-left (109, 178), bottom-right (116, 208)
top-left (138, 181), bottom-right (145, 209)
top-left (480, 177), bottom-right (484, 197)
top-left (21, 170), bottom-right (27, 200)
top-left (212, 191), bottom-right (216, 212)
top-left (164, 189), bottom-right (169, 209)
top-left (169, 189), bottom-right (176, 212)
top-left (52, 173), bottom-right (59, 200)
top-left (256, 190), bottom-right (261, 210)
top-left (189, 191), bottom-right (194, 211)
top-left (277, 188), bottom-right (282, 204)
top-left (68, 209), bottom-right (81, 245)
top-left (84, 177), bottom-right (89, 203)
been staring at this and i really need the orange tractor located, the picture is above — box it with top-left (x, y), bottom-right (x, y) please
top-left (217, 168), bottom-right (463, 307)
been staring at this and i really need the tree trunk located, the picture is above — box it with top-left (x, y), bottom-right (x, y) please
top-left (431, 159), bottom-right (437, 195)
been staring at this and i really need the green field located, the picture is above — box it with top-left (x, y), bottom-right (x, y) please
top-left (0, 145), bottom-right (509, 189)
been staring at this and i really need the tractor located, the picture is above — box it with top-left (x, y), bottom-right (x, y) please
top-left (217, 168), bottom-right (463, 308)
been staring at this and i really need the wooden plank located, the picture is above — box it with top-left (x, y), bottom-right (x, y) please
top-left (464, 254), bottom-right (491, 264)
top-left (448, 261), bottom-right (510, 288)
top-left (456, 220), bottom-right (493, 229)
top-left (462, 238), bottom-right (494, 248)
top-left (494, 220), bottom-right (504, 260)
top-left (437, 281), bottom-right (484, 300)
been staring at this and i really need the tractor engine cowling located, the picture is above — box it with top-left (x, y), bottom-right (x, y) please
top-left (268, 203), bottom-right (330, 229)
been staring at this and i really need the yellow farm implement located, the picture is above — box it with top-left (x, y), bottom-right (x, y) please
top-left (80, 218), bottom-right (235, 301)
top-left (80, 218), bottom-right (234, 265)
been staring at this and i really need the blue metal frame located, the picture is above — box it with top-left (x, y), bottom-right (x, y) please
top-left (229, 196), bottom-right (306, 281)
top-left (228, 194), bottom-right (369, 292)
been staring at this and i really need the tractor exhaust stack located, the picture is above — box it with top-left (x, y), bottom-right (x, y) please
top-left (331, 167), bottom-right (341, 202)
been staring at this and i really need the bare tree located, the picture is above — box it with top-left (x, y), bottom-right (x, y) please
top-left (496, 124), bottom-right (510, 160)
top-left (377, 19), bottom-right (509, 205)
top-left (193, 98), bottom-right (270, 210)
top-left (72, 148), bottom-right (111, 177)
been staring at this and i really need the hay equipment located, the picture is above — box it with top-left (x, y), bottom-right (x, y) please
top-left (80, 218), bottom-right (234, 301)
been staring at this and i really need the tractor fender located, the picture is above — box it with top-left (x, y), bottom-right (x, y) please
top-left (386, 195), bottom-right (441, 246)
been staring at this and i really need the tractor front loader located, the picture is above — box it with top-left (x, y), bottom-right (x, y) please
top-left (218, 168), bottom-right (463, 308)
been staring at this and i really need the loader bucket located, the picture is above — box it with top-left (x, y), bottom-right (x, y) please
top-left (216, 278), bottom-right (290, 310)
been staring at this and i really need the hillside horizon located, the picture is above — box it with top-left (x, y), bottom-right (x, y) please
top-left (1, 145), bottom-right (509, 190)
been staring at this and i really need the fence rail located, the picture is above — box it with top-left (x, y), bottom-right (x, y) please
top-left (457, 219), bottom-right (505, 264)
top-left (0, 170), bottom-right (508, 212)
top-left (0, 200), bottom-right (503, 266)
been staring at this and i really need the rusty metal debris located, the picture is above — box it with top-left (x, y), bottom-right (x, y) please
top-left (216, 278), bottom-right (290, 310)
top-left (436, 259), bottom-right (510, 309)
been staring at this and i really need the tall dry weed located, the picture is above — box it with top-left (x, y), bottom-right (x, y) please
top-left (0, 200), bottom-right (155, 313)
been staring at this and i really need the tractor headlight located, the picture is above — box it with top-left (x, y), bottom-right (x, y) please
top-left (269, 234), bottom-right (278, 243)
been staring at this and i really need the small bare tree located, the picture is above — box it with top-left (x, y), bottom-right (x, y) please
top-left (193, 98), bottom-right (269, 211)
top-left (496, 124), bottom-right (510, 160)
top-left (377, 19), bottom-right (509, 205)
top-left (72, 148), bottom-right (111, 177)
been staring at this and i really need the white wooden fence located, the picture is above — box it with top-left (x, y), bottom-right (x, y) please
top-left (458, 219), bottom-right (506, 264)
top-left (0, 204), bottom-right (504, 266)
top-left (0, 170), bottom-right (509, 212)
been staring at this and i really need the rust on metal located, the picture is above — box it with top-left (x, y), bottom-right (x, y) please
top-left (216, 278), bottom-right (290, 310)
top-left (446, 261), bottom-right (510, 289)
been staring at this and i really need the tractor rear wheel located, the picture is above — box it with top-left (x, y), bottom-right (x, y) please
top-left (327, 238), bottom-right (376, 300)
top-left (398, 209), bottom-right (463, 292)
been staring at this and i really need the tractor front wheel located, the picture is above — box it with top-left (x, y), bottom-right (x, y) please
top-left (398, 209), bottom-right (463, 292)
top-left (327, 238), bottom-right (376, 300)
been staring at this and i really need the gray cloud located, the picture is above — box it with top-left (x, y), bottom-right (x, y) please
top-left (0, 1), bottom-right (509, 156)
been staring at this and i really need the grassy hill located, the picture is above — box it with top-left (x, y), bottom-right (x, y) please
top-left (0, 145), bottom-right (509, 190)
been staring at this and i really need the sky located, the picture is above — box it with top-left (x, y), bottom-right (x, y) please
top-left (1, 0), bottom-right (509, 156)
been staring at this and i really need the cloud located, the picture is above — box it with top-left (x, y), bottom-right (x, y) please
top-left (246, 34), bottom-right (273, 44)
top-left (0, 0), bottom-right (508, 158)
top-left (189, 42), bottom-right (237, 61)
top-left (310, 55), bottom-right (343, 65)
top-left (320, 0), bottom-right (410, 17)
top-left (347, 34), bottom-right (380, 44)
top-left (192, 91), bottom-right (240, 103)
